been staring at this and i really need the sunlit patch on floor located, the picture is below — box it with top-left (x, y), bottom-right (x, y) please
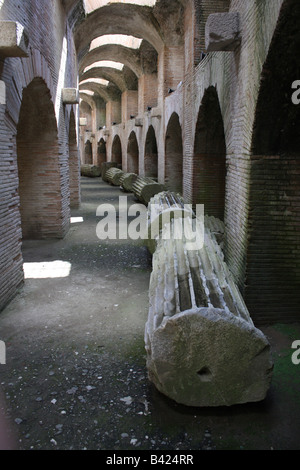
top-left (23, 261), bottom-right (72, 279)
top-left (71, 217), bottom-right (84, 224)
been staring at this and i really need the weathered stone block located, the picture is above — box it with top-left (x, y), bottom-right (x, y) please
top-left (0, 21), bottom-right (28, 57)
top-left (105, 168), bottom-right (125, 186)
top-left (132, 177), bottom-right (165, 206)
top-left (135, 118), bottom-right (143, 127)
top-left (120, 173), bottom-right (138, 193)
top-left (101, 162), bottom-right (118, 182)
top-left (81, 164), bottom-right (101, 178)
top-left (62, 88), bottom-right (79, 105)
top-left (151, 107), bottom-right (162, 119)
top-left (205, 13), bottom-right (241, 52)
top-left (79, 117), bottom-right (87, 126)
top-left (146, 308), bottom-right (273, 407)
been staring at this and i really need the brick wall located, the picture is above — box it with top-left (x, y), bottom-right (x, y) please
top-left (106, 101), bottom-right (121, 126)
top-left (243, 0), bottom-right (300, 324)
top-left (122, 90), bottom-right (138, 122)
top-left (138, 74), bottom-right (158, 114)
top-left (0, 106), bottom-right (23, 311)
top-left (246, 154), bottom-right (300, 323)
top-left (0, 0), bottom-right (79, 310)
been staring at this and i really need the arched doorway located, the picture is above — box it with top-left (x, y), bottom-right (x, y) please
top-left (165, 113), bottom-right (183, 194)
top-left (97, 138), bottom-right (107, 167)
top-left (127, 131), bottom-right (139, 174)
top-left (144, 126), bottom-right (158, 179)
top-left (246, 0), bottom-right (300, 323)
top-left (85, 140), bottom-right (93, 164)
top-left (112, 135), bottom-right (122, 168)
top-left (193, 86), bottom-right (226, 220)
top-left (16, 78), bottom-right (63, 239)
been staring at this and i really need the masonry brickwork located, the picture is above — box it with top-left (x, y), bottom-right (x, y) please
top-left (0, 0), bottom-right (299, 324)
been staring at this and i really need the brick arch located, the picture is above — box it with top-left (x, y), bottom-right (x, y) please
top-left (79, 44), bottom-right (143, 78)
top-left (97, 138), bottom-right (107, 167)
top-left (127, 131), bottom-right (139, 174)
top-left (112, 134), bottom-right (123, 168)
top-left (144, 125), bottom-right (158, 179)
top-left (193, 86), bottom-right (226, 220)
top-left (165, 112), bottom-right (183, 194)
top-left (16, 77), bottom-right (63, 239)
top-left (74, 3), bottom-right (164, 56)
top-left (246, 0), bottom-right (300, 324)
top-left (4, 48), bottom-right (56, 125)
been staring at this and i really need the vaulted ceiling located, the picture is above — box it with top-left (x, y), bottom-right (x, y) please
top-left (63, 0), bottom-right (184, 105)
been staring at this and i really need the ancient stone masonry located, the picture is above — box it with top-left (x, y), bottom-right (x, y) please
top-left (80, 164), bottom-right (101, 178)
top-left (105, 167), bottom-right (125, 186)
top-left (101, 162), bottom-right (118, 182)
top-left (131, 176), bottom-right (165, 206)
top-left (119, 173), bottom-right (138, 193)
top-left (144, 192), bottom-right (273, 407)
top-left (205, 12), bottom-right (241, 52)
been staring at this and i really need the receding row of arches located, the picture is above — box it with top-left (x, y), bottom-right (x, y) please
top-left (83, 87), bottom-right (227, 221)
top-left (85, 127), bottom-right (158, 178)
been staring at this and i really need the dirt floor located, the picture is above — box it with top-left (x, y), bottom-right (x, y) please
top-left (0, 177), bottom-right (300, 451)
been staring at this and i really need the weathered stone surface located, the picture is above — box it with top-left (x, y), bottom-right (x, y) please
top-left (132, 177), bottom-right (165, 206)
top-left (105, 168), bottom-right (125, 186)
top-left (79, 117), bottom-right (87, 126)
top-left (81, 164), bottom-right (101, 178)
top-left (150, 107), bottom-right (162, 119)
top-left (120, 173), bottom-right (138, 193)
top-left (205, 13), bottom-right (241, 52)
top-left (146, 308), bottom-right (273, 407)
top-left (135, 118), bottom-right (143, 127)
top-left (101, 162), bottom-right (118, 182)
top-left (62, 88), bottom-right (79, 105)
top-left (145, 193), bottom-right (273, 407)
top-left (146, 191), bottom-right (194, 254)
top-left (0, 21), bottom-right (28, 57)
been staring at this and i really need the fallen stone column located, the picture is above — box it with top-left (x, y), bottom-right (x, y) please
top-left (145, 196), bottom-right (273, 407)
top-left (120, 173), bottom-right (138, 193)
top-left (145, 191), bottom-right (195, 254)
top-left (105, 168), bottom-right (125, 186)
top-left (101, 162), bottom-right (118, 182)
top-left (81, 164), bottom-right (101, 178)
top-left (132, 176), bottom-right (165, 206)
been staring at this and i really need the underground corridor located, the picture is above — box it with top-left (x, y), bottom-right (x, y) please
top-left (0, 177), bottom-right (299, 450)
top-left (0, 0), bottom-right (299, 453)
